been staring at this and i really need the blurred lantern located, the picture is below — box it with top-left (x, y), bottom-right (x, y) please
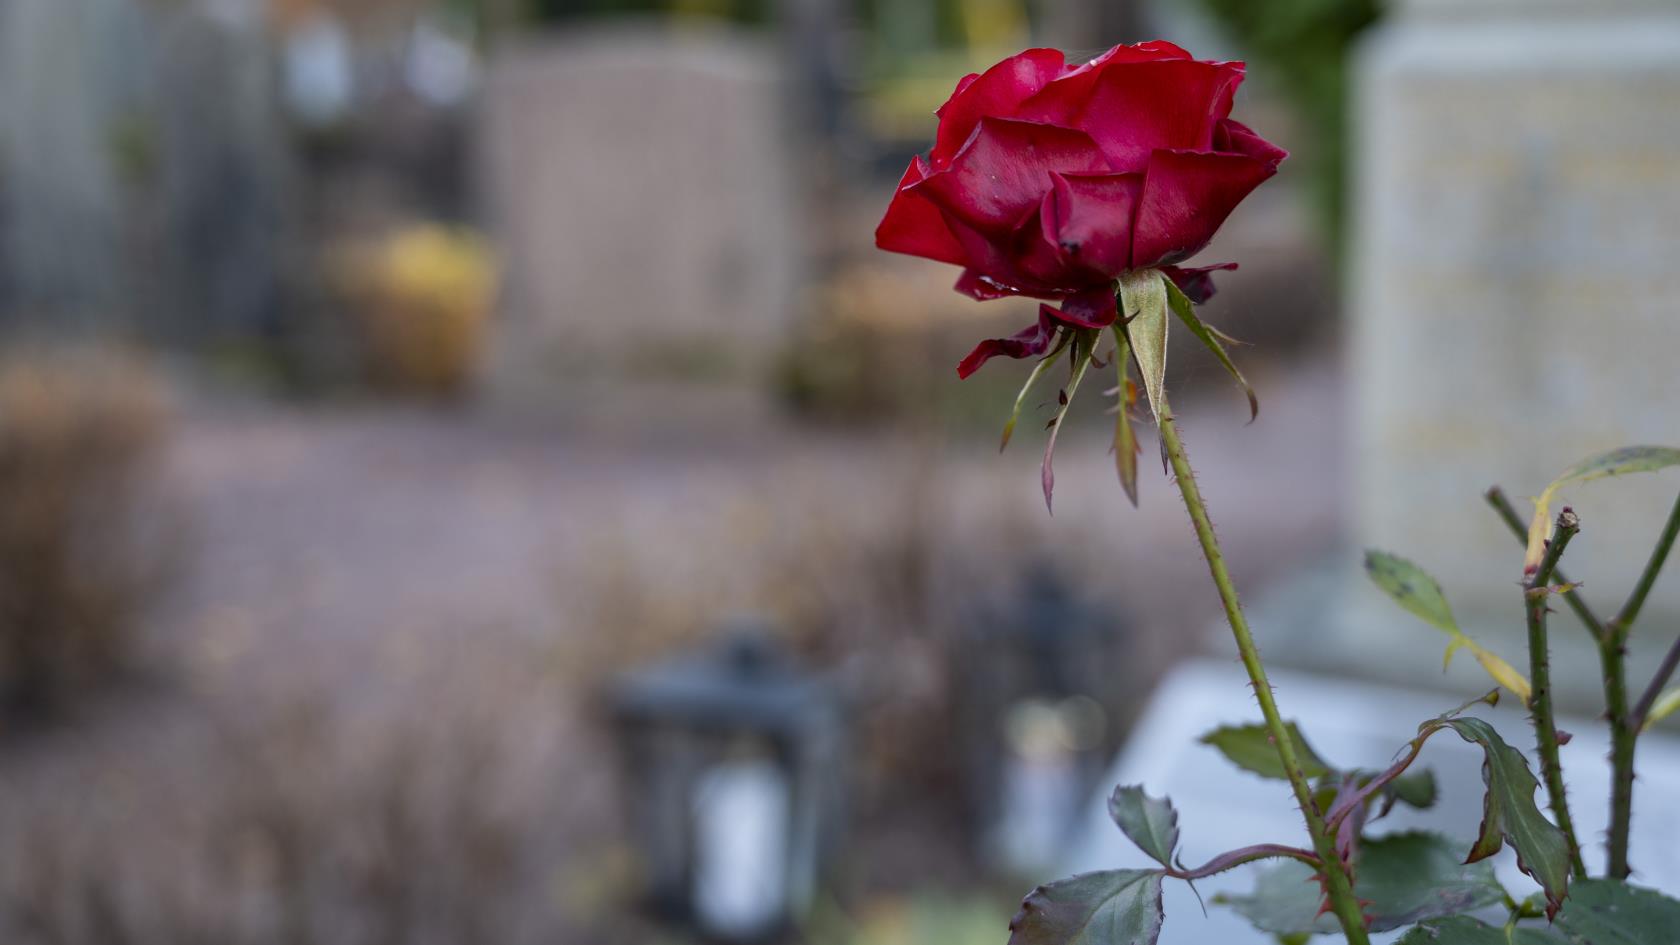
top-left (960, 564), bottom-right (1125, 875)
top-left (607, 620), bottom-right (845, 942)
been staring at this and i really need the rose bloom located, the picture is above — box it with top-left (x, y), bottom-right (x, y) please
top-left (874, 42), bottom-right (1286, 377)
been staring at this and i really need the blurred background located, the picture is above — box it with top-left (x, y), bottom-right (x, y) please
top-left (0, 0), bottom-right (1676, 942)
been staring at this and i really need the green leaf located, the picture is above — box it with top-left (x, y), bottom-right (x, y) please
top-left (1523, 445), bottom-right (1680, 575)
top-left (1107, 785), bottom-right (1179, 868)
top-left (1220, 832), bottom-right (1506, 935)
top-left (1396, 916), bottom-right (1566, 944)
top-left (1641, 687), bottom-right (1680, 732)
top-left (1008, 870), bottom-right (1164, 945)
top-left (1000, 332), bottom-right (1071, 452)
top-left (1363, 550), bottom-right (1532, 703)
top-left (1432, 718), bottom-right (1570, 914)
top-left (1385, 768), bottom-right (1439, 811)
top-left (1119, 269), bottom-right (1168, 440)
top-left (1555, 879), bottom-right (1680, 945)
top-left (1162, 276), bottom-right (1257, 421)
top-left (1108, 325), bottom-right (1140, 506)
top-left (1041, 330), bottom-right (1097, 514)
top-left (1200, 721), bottom-right (1331, 780)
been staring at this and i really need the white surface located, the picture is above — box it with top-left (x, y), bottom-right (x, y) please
top-left (1065, 660), bottom-right (1680, 944)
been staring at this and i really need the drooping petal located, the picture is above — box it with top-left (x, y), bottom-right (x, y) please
top-left (956, 307), bottom-right (1060, 379)
top-left (1214, 118), bottom-right (1288, 167)
top-left (1051, 285), bottom-right (1119, 329)
top-left (1017, 59), bottom-right (1245, 173)
top-left (1043, 171), bottom-right (1145, 277)
top-left (929, 48), bottom-right (1065, 168)
top-left (914, 118), bottom-right (1109, 235)
top-left (875, 156), bottom-right (969, 266)
top-left (1162, 262), bottom-right (1237, 304)
top-left (954, 268), bottom-right (1019, 301)
top-left (1130, 149), bottom-right (1278, 269)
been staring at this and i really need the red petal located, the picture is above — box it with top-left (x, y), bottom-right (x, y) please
top-left (875, 156), bottom-right (969, 266)
top-left (914, 117), bottom-right (1109, 235)
top-left (1049, 286), bottom-right (1118, 329)
top-left (1130, 149), bottom-right (1278, 269)
top-left (1214, 117), bottom-right (1288, 167)
top-left (956, 307), bottom-right (1058, 379)
top-left (1162, 262), bottom-right (1238, 304)
top-left (954, 268), bottom-right (1019, 301)
top-left (1044, 171), bottom-right (1144, 277)
top-left (1018, 59), bottom-right (1246, 174)
top-left (929, 48), bottom-right (1065, 168)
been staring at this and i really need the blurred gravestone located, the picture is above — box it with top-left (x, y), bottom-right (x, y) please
top-left (1324, 0), bottom-right (1680, 701)
top-left (477, 24), bottom-right (804, 400)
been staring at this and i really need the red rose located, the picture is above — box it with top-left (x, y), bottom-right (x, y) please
top-left (874, 42), bottom-right (1285, 378)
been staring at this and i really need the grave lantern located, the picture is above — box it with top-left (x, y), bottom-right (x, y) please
top-left (960, 564), bottom-right (1125, 874)
top-left (607, 620), bottom-right (845, 942)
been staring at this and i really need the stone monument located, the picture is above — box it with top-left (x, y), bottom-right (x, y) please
top-left (477, 24), bottom-right (805, 400)
top-left (1308, 0), bottom-right (1680, 704)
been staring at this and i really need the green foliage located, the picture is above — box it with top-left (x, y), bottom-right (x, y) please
top-left (1199, 721), bottom-right (1330, 780)
top-left (1396, 917), bottom-right (1565, 944)
top-left (1107, 786), bottom-right (1179, 869)
top-left (1554, 879), bottom-right (1680, 944)
top-left (1363, 549), bottom-right (1532, 703)
top-left (1422, 717), bottom-right (1571, 914)
top-left (1007, 870), bottom-right (1165, 945)
top-left (1162, 278), bottom-right (1256, 421)
top-left (1522, 445), bottom-right (1680, 574)
top-left (1118, 269), bottom-right (1169, 437)
top-left (1220, 832), bottom-right (1505, 934)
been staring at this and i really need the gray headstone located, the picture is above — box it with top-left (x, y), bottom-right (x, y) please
top-left (1331, 0), bottom-right (1680, 698)
top-left (477, 24), bottom-right (804, 399)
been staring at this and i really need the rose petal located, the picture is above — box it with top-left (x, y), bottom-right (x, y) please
top-left (876, 156), bottom-right (970, 266)
top-left (954, 268), bottom-right (1019, 301)
top-left (1130, 149), bottom-right (1278, 269)
top-left (1019, 59), bottom-right (1246, 173)
top-left (930, 48), bottom-right (1065, 168)
top-left (956, 307), bottom-right (1060, 379)
top-left (1044, 171), bottom-right (1145, 277)
top-left (1214, 117), bottom-right (1288, 168)
top-left (915, 117), bottom-right (1109, 235)
top-left (1051, 285), bottom-right (1119, 329)
top-left (1162, 262), bottom-right (1237, 304)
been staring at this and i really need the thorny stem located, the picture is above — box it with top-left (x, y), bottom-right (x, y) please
top-left (1605, 489), bottom-right (1680, 877)
top-left (1487, 485), bottom-right (1680, 878)
top-left (1485, 488), bottom-right (1605, 639)
top-left (1526, 509), bottom-right (1587, 879)
top-left (1609, 490), bottom-right (1680, 644)
top-left (1155, 402), bottom-right (1370, 945)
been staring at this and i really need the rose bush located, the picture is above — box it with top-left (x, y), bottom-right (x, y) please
top-left (874, 41), bottom-right (1285, 378)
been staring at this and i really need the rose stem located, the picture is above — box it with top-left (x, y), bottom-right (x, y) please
top-left (1154, 398), bottom-right (1371, 945)
top-left (1525, 508), bottom-right (1587, 878)
top-left (1488, 485), bottom-right (1680, 878)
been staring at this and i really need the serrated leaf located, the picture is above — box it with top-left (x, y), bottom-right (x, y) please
top-left (1108, 325), bottom-right (1139, 506)
top-left (1108, 785), bottom-right (1179, 868)
top-left (1395, 916), bottom-right (1566, 944)
top-left (1199, 721), bottom-right (1330, 780)
top-left (1554, 878), bottom-right (1680, 944)
top-left (1000, 333), bottom-right (1071, 451)
top-left (1523, 445), bottom-right (1680, 575)
top-left (1163, 276), bottom-right (1257, 421)
top-left (1643, 687), bottom-right (1680, 732)
top-left (1008, 870), bottom-right (1164, 945)
top-left (1220, 832), bottom-right (1505, 935)
top-left (1119, 269), bottom-right (1168, 443)
top-left (1433, 718), bottom-right (1570, 914)
top-left (1041, 331), bottom-right (1096, 514)
top-left (1364, 550), bottom-right (1532, 704)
